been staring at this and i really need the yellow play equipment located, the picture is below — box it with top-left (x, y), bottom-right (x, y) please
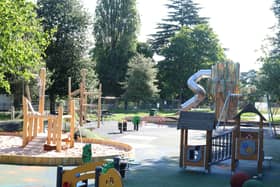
top-left (56, 159), bottom-right (124, 187)
top-left (22, 68), bottom-right (76, 152)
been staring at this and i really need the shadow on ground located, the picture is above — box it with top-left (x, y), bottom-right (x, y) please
top-left (0, 121), bottom-right (22, 132)
top-left (123, 156), bottom-right (280, 187)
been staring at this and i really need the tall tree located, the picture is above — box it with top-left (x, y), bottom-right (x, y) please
top-left (136, 42), bottom-right (153, 58)
top-left (0, 0), bottom-right (49, 93)
top-left (122, 54), bottom-right (159, 106)
top-left (157, 25), bottom-right (225, 100)
top-left (240, 70), bottom-right (262, 105)
top-left (258, 0), bottom-right (280, 103)
top-left (92, 0), bottom-right (139, 97)
top-left (37, 0), bottom-right (91, 112)
top-left (150, 0), bottom-right (207, 53)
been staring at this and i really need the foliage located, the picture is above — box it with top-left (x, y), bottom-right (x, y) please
top-left (157, 25), bottom-right (225, 99)
top-left (92, 0), bottom-right (139, 97)
top-left (258, 60), bottom-right (280, 102)
top-left (239, 70), bottom-right (263, 104)
top-left (136, 42), bottom-right (153, 58)
top-left (0, 0), bottom-right (50, 93)
top-left (122, 54), bottom-right (159, 104)
top-left (37, 0), bottom-right (91, 111)
top-left (150, 0), bottom-right (207, 53)
top-left (257, 0), bottom-right (280, 118)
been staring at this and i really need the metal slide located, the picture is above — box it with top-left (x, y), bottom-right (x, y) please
top-left (181, 69), bottom-right (211, 111)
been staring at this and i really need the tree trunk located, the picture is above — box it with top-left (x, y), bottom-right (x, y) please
top-left (25, 83), bottom-right (32, 102)
top-left (49, 94), bottom-right (56, 114)
top-left (124, 100), bottom-right (128, 110)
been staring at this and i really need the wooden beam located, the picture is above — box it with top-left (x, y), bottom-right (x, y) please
top-left (38, 68), bottom-right (46, 133)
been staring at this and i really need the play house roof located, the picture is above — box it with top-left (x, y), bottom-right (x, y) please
top-left (234, 103), bottom-right (266, 121)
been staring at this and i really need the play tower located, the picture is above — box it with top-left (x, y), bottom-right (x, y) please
top-left (178, 62), bottom-right (265, 176)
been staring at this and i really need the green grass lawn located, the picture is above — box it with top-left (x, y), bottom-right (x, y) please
top-left (87, 110), bottom-right (179, 121)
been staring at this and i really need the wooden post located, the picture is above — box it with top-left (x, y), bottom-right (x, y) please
top-left (258, 118), bottom-right (264, 175)
top-left (184, 129), bottom-right (188, 167)
top-left (68, 77), bottom-right (72, 114)
top-left (70, 100), bottom-right (75, 148)
top-left (22, 97), bottom-right (28, 146)
top-left (10, 106), bottom-right (15, 120)
top-left (179, 129), bottom-right (185, 167)
top-left (205, 130), bottom-right (212, 172)
top-left (47, 117), bottom-right (52, 145)
top-left (84, 94), bottom-right (88, 122)
top-left (38, 68), bottom-right (46, 133)
top-left (97, 84), bottom-right (102, 128)
top-left (79, 82), bottom-right (84, 127)
top-left (28, 115), bottom-right (33, 141)
top-left (56, 166), bottom-right (63, 187)
top-left (56, 105), bottom-right (63, 152)
top-left (231, 126), bottom-right (237, 173)
top-left (33, 116), bottom-right (38, 137)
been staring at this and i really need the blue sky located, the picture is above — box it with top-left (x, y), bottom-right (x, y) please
top-left (82, 0), bottom-right (277, 72)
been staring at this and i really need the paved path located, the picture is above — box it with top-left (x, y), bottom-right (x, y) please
top-left (0, 121), bottom-right (279, 187)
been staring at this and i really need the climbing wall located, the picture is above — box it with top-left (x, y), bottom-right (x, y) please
top-left (210, 62), bottom-right (240, 121)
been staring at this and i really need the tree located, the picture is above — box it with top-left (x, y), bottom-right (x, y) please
top-left (256, 0), bottom-right (280, 124)
top-left (150, 0), bottom-right (207, 53)
top-left (0, 0), bottom-right (49, 93)
top-left (257, 0), bottom-right (280, 106)
top-left (92, 0), bottom-right (139, 97)
top-left (157, 24), bottom-right (225, 100)
top-left (240, 70), bottom-right (262, 105)
top-left (37, 0), bottom-right (91, 112)
top-left (122, 54), bottom-right (159, 106)
top-left (136, 42), bottom-right (153, 58)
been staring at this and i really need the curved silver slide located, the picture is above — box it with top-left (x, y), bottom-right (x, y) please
top-left (181, 69), bottom-right (211, 111)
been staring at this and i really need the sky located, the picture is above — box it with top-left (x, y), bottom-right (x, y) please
top-left (82, 0), bottom-right (277, 72)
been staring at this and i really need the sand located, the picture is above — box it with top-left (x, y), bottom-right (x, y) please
top-left (0, 135), bottom-right (128, 158)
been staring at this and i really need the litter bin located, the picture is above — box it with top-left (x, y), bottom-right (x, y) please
top-left (118, 121), bottom-right (127, 133)
top-left (149, 108), bottom-right (157, 116)
top-left (123, 121), bottom-right (127, 131)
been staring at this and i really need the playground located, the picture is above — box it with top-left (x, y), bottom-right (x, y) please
top-left (0, 121), bottom-right (279, 186)
top-left (0, 62), bottom-right (280, 186)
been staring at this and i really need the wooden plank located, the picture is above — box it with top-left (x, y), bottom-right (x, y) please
top-left (178, 112), bottom-right (215, 130)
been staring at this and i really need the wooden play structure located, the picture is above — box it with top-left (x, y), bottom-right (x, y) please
top-left (68, 69), bottom-right (102, 128)
top-left (56, 158), bottom-right (123, 187)
top-left (22, 68), bottom-right (76, 152)
top-left (178, 62), bottom-right (266, 176)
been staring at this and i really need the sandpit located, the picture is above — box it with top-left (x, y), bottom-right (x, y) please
top-left (0, 134), bottom-right (133, 166)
